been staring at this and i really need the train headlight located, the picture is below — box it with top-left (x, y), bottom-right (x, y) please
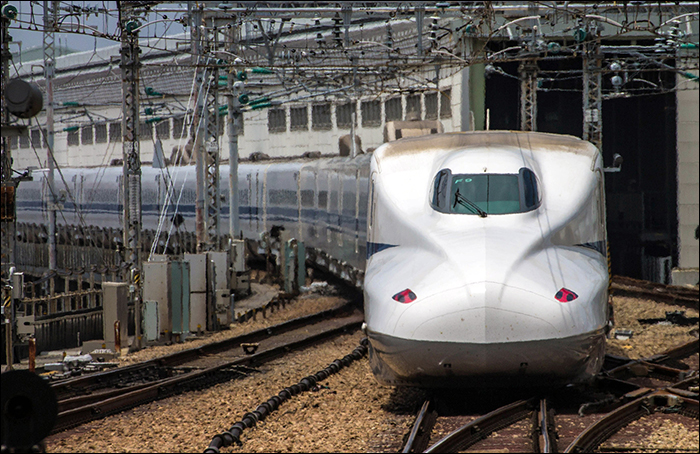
top-left (555, 288), bottom-right (578, 302)
top-left (392, 289), bottom-right (417, 303)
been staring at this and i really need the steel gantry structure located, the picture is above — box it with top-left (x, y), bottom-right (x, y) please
top-left (582, 24), bottom-right (604, 151)
top-left (119, 6), bottom-right (143, 349)
top-left (191, 4), bottom-right (222, 253)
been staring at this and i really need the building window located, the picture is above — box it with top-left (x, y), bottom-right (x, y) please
top-left (9, 136), bottom-right (17, 149)
top-left (173, 116), bottom-right (187, 140)
top-left (81, 125), bottom-right (93, 145)
top-left (109, 122), bottom-right (121, 142)
top-left (95, 124), bottom-right (108, 143)
top-left (268, 108), bottom-right (286, 133)
top-left (425, 93), bottom-right (438, 120)
top-left (312, 103), bottom-right (332, 130)
top-left (385, 97), bottom-right (402, 122)
top-left (156, 119), bottom-right (170, 140)
top-left (290, 106), bottom-right (308, 131)
top-left (67, 129), bottom-right (79, 146)
top-left (336, 102), bottom-right (355, 129)
top-left (30, 129), bottom-right (42, 148)
top-left (361, 100), bottom-right (381, 127)
top-left (139, 121), bottom-right (153, 141)
top-left (439, 88), bottom-right (452, 119)
top-left (406, 94), bottom-right (421, 120)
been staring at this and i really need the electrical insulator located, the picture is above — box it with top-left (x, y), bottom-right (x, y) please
top-left (429, 16), bottom-right (439, 47)
top-left (333, 13), bottom-right (343, 47)
top-left (385, 23), bottom-right (393, 49)
top-left (1, 4), bottom-right (18, 20)
top-left (125, 20), bottom-right (141, 34)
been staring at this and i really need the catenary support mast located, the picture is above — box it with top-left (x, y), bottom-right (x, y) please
top-left (119, 4), bottom-right (143, 349)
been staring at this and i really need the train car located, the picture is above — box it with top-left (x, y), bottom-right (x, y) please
top-left (363, 131), bottom-right (610, 387)
top-left (15, 130), bottom-right (609, 388)
top-left (15, 154), bottom-right (371, 274)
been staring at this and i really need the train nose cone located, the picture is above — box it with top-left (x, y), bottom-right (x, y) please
top-left (396, 281), bottom-right (560, 344)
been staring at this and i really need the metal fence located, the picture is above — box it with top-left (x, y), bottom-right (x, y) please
top-left (10, 222), bottom-right (197, 353)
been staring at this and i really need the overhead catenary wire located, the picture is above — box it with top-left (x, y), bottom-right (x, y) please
top-left (148, 57), bottom-right (204, 261)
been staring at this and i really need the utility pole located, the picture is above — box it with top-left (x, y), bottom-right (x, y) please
top-left (582, 24), bottom-right (603, 150)
top-left (119, 5), bottom-right (143, 350)
top-left (44, 0), bottom-right (58, 273)
top-left (192, 6), bottom-right (221, 253)
top-left (227, 24), bottom-right (240, 239)
top-left (1, 5), bottom-right (14, 278)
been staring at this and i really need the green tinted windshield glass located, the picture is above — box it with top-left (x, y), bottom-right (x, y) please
top-left (450, 174), bottom-right (520, 214)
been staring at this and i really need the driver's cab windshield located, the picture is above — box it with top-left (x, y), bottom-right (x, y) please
top-left (431, 168), bottom-right (540, 215)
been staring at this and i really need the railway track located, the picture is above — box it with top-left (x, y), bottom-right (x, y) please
top-left (50, 302), bottom-right (363, 434)
top-left (611, 275), bottom-right (699, 310)
top-left (401, 339), bottom-right (699, 453)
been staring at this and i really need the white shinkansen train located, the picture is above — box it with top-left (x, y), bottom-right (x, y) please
top-left (15, 130), bottom-right (610, 388)
top-left (364, 131), bottom-right (610, 387)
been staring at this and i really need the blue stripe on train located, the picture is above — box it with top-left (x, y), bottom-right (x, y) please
top-left (366, 242), bottom-right (398, 259)
top-left (575, 241), bottom-right (606, 256)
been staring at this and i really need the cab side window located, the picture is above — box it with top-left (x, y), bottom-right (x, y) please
top-left (520, 167), bottom-right (540, 210)
top-left (431, 169), bottom-right (450, 212)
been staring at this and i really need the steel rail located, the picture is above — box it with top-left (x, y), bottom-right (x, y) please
top-left (401, 398), bottom-right (437, 453)
top-left (425, 399), bottom-right (533, 453)
top-left (537, 399), bottom-right (556, 453)
top-left (610, 276), bottom-right (699, 310)
top-left (645, 338), bottom-right (699, 365)
top-left (564, 391), bottom-right (699, 453)
top-left (52, 310), bottom-right (364, 433)
top-left (612, 276), bottom-right (700, 298)
top-left (604, 359), bottom-right (694, 384)
top-left (50, 301), bottom-right (357, 400)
